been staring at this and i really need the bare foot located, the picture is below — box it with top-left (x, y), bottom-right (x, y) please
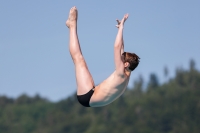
top-left (66, 6), bottom-right (78, 28)
top-left (116, 14), bottom-right (129, 28)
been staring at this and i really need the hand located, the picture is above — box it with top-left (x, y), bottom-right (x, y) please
top-left (115, 14), bottom-right (129, 28)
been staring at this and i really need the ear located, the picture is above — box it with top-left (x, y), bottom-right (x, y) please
top-left (124, 62), bottom-right (130, 68)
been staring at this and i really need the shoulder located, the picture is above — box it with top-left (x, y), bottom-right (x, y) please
top-left (114, 70), bottom-right (126, 78)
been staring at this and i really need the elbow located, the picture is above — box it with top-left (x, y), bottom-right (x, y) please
top-left (114, 44), bottom-right (121, 49)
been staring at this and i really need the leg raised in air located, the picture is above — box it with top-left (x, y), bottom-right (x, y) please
top-left (66, 7), bottom-right (95, 95)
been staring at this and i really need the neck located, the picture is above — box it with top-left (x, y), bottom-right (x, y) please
top-left (125, 68), bottom-right (131, 76)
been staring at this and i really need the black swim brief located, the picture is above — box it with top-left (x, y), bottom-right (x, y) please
top-left (77, 88), bottom-right (94, 107)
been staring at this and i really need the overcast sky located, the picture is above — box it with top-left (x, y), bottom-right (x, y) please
top-left (1, 0), bottom-right (200, 102)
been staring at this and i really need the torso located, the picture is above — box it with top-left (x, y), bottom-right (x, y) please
top-left (90, 70), bottom-right (130, 107)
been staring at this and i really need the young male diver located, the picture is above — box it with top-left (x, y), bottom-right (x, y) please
top-left (66, 6), bottom-right (140, 107)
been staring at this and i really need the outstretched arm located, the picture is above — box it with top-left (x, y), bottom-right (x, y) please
top-left (121, 39), bottom-right (124, 55)
top-left (114, 14), bottom-right (128, 75)
top-left (116, 19), bottom-right (125, 55)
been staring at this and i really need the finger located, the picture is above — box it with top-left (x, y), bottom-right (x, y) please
top-left (116, 19), bottom-right (120, 24)
top-left (125, 14), bottom-right (129, 18)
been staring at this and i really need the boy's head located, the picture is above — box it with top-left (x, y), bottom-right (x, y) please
top-left (122, 52), bottom-right (140, 71)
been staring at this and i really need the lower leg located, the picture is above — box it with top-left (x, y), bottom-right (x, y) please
top-left (69, 27), bottom-right (83, 63)
top-left (66, 7), bottom-right (82, 62)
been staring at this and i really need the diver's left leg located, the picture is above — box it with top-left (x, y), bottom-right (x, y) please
top-left (66, 7), bottom-right (95, 95)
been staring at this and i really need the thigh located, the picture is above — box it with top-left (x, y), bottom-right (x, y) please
top-left (74, 59), bottom-right (95, 95)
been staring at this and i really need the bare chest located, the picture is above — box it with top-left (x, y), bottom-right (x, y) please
top-left (92, 71), bottom-right (130, 106)
top-left (98, 71), bottom-right (130, 95)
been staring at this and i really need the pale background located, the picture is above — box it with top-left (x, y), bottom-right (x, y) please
top-left (1, 0), bottom-right (199, 101)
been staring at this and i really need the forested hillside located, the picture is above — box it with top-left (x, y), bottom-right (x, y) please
top-left (0, 60), bottom-right (200, 133)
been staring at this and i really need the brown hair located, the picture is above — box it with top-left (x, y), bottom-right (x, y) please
top-left (122, 52), bottom-right (140, 71)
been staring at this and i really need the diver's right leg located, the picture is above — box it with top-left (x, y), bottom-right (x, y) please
top-left (66, 7), bottom-right (95, 95)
